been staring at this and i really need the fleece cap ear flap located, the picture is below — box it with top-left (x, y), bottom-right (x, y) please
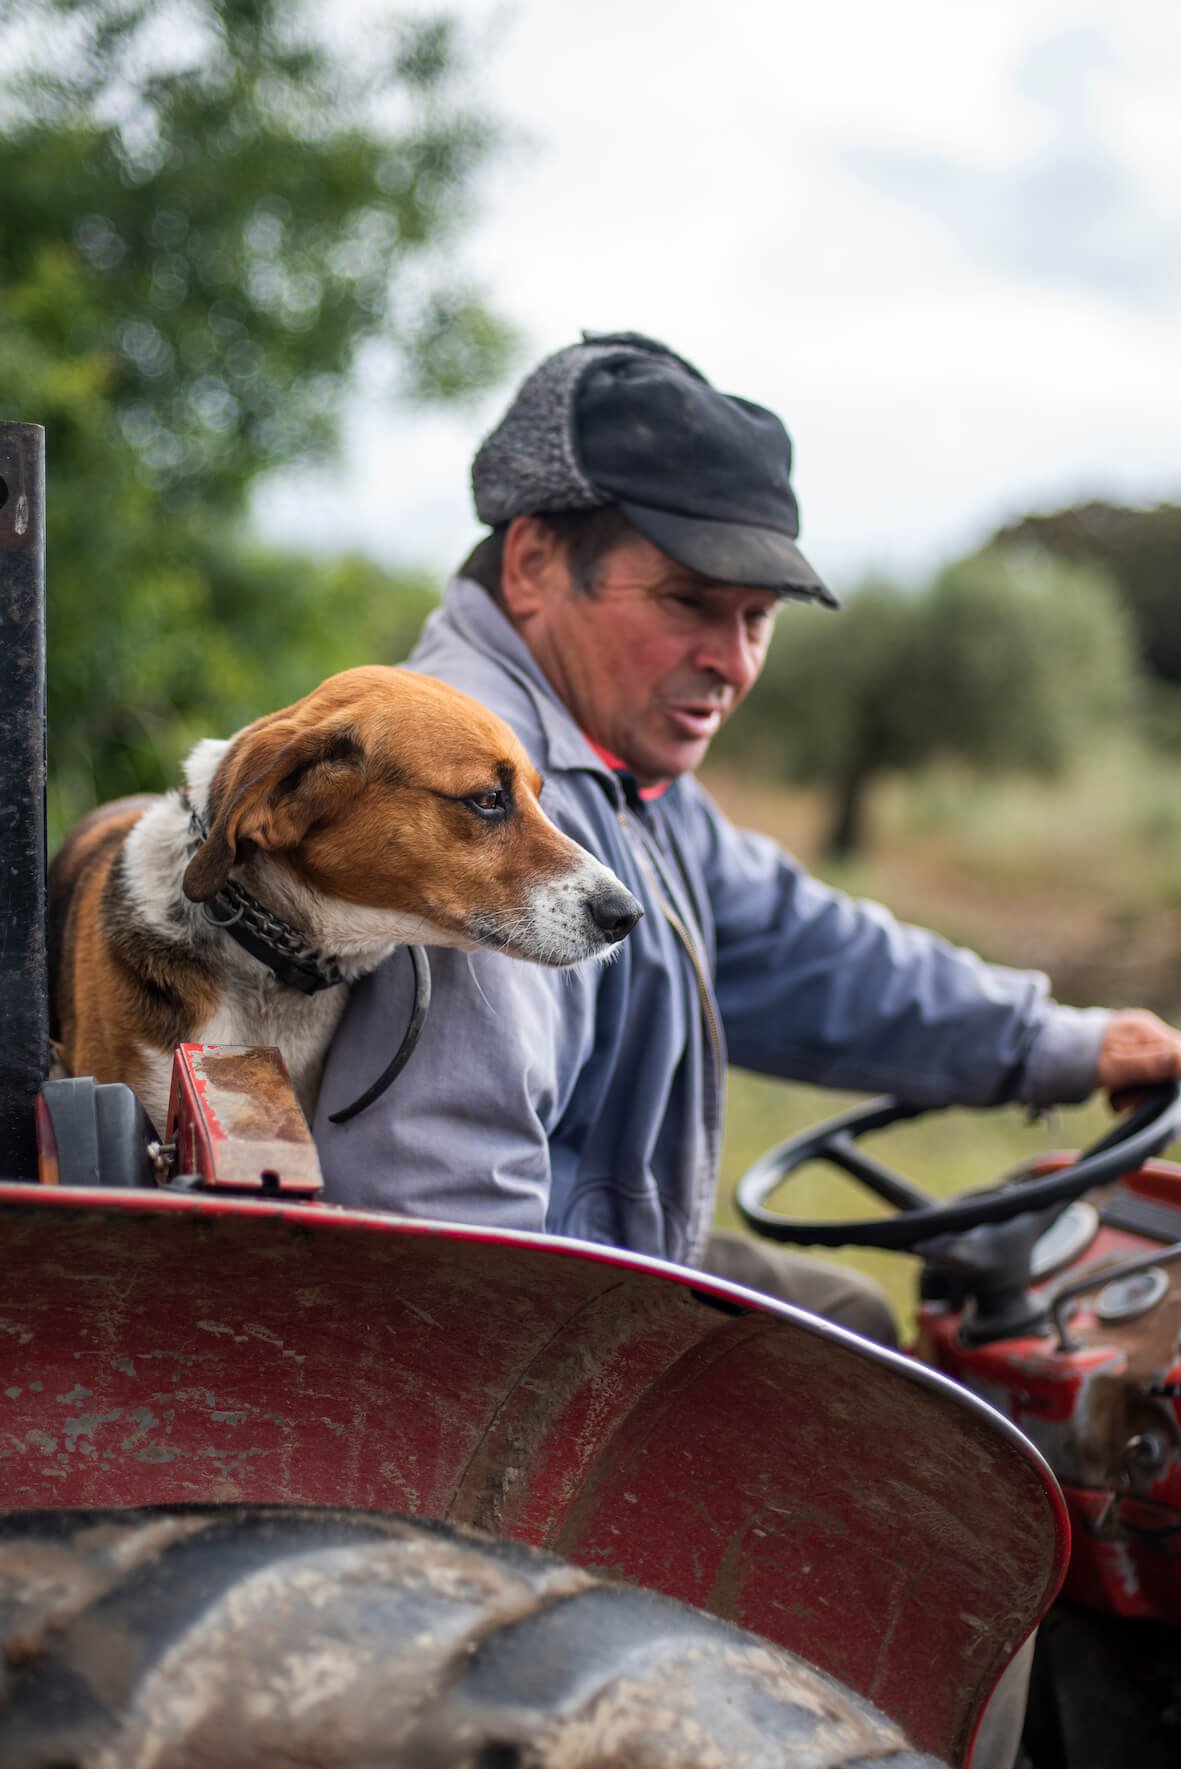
top-left (183, 724), bottom-right (364, 903)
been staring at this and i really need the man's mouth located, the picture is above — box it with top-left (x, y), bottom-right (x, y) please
top-left (663, 702), bottom-right (726, 740)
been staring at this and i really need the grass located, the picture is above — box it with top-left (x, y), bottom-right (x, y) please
top-left (703, 735), bottom-right (1181, 1331)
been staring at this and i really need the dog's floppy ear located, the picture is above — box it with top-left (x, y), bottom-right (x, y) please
top-left (183, 719), bottom-right (365, 903)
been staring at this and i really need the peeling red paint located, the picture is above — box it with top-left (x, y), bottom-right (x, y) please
top-left (0, 1183), bottom-right (1065, 1767)
top-left (164, 1044), bottom-right (322, 1194)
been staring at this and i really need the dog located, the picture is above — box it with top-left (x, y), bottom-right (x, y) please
top-left (49, 665), bottom-right (642, 1130)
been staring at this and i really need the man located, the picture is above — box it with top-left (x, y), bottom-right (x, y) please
top-left (314, 329), bottom-right (1181, 1341)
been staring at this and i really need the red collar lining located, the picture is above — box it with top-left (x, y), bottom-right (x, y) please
top-left (583, 737), bottom-right (670, 801)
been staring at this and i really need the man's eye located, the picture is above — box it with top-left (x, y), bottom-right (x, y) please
top-left (667, 593), bottom-right (706, 617)
top-left (465, 789), bottom-right (506, 817)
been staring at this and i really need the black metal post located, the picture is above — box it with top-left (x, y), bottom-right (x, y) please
top-left (0, 422), bottom-right (47, 1179)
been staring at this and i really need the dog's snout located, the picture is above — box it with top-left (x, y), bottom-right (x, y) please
top-left (588, 882), bottom-right (643, 945)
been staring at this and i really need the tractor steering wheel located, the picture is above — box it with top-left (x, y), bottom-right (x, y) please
top-left (735, 1083), bottom-right (1181, 1253)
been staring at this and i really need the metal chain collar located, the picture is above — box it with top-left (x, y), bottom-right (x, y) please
top-left (185, 803), bottom-right (344, 996)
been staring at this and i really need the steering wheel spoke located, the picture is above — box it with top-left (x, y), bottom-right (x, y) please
top-left (824, 1134), bottom-right (932, 1213)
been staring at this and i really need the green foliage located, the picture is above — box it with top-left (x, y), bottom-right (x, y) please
top-left (917, 546), bottom-right (1134, 771)
top-left (726, 546), bottom-right (1136, 856)
top-left (0, 0), bottom-right (513, 828)
top-left (995, 501), bottom-right (1181, 687)
top-left (2, 0), bottom-right (509, 503)
top-left (46, 543), bottom-right (441, 848)
top-left (1138, 681), bottom-right (1181, 758)
top-left (721, 582), bottom-right (927, 856)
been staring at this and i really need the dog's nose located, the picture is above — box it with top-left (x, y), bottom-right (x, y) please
top-left (588, 883), bottom-right (643, 944)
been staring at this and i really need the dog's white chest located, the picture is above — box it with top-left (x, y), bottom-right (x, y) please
top-left (130, 982), bottom-right (350, 1136)
top-left (194, 985), bottom-right (351, 1118)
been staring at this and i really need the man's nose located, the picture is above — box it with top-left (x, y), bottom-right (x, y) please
top-left (692, 618), bottom-right (763, 689)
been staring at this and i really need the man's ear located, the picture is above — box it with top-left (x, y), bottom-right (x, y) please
top-left (500, 515), bottom-right (568, 620)
top-left (183, 722), bottom-right (364, 902)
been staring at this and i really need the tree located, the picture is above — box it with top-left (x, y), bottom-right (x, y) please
top-left (718, 582), bottom-right (927, 858)
top-left (994, 501), bottom-right (1181, 686)
top-left (0, 0), bottom-right (513, 831)
top-left (728, 548), bottom-right (1135, 858)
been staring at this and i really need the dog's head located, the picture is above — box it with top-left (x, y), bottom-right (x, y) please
top-left (182, 666), bottom-right (641, 966)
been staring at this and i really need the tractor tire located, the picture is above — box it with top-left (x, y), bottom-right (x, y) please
top-left (0, 1507), bottom-right (947, 1768)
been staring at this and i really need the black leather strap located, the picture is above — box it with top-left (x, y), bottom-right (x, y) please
top-left (186, 803), bottom-right (344, 995)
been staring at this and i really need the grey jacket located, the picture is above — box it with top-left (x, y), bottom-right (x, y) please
top-left (314, 576), bottom-right (1107, 1265)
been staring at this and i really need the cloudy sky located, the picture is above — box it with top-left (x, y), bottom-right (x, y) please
top-left (256, 0), bottom-right (1181, 595)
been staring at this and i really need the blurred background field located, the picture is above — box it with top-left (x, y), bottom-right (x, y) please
top-left (707, 734), bottom-right (1181, 1019)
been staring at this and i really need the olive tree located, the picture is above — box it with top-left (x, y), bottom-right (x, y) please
top-left (730, 548), bottom-right (1136, 858)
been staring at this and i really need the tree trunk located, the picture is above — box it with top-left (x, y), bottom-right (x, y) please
top-left (827, 760), bottom-right (872, 859)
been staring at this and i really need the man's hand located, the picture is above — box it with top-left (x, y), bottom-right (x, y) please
top-left (1097, 1009), bottom-right (1181, 1108)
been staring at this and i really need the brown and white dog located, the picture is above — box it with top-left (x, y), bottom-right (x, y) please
top-left (49, 666), bottom-right (641, 1130)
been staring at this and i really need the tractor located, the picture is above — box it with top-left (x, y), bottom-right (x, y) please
top-left (2, 417), bottom-right (1178, 1767)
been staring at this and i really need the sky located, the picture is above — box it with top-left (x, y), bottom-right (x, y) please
top-left (254, 0), bottom-right (1181, 597)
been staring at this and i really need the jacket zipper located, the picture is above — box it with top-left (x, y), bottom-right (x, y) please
top-left (621, 810), bottom-right (725, 1257)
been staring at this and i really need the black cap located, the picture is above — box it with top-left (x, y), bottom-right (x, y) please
top-left (471, 332), bottom-right (836, 606)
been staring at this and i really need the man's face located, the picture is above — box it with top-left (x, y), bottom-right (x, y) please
top-left (517, 529), bottom-right (780, 785)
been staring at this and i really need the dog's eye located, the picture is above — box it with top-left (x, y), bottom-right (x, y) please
top-left (464, 789), bottom-right (507, 819)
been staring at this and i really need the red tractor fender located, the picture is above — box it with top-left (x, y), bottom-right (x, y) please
top-left (0, 1184), bottom-right (1068, 1766)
